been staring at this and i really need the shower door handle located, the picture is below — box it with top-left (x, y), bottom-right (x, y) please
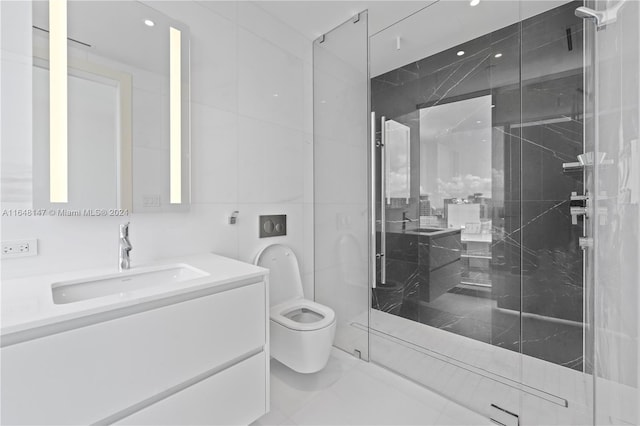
top-left (380, 116), bottom-right (387, 285)
top-left (371, 112), bottom-right (377, 289)
top-left (371, 112), bottom-right (387, 288)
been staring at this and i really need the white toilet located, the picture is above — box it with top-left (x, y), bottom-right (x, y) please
top-left (255, 244), bottom-right (336, 374)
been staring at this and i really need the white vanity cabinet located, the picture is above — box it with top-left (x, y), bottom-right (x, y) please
top-left (1, 254), bottom-right (269, 425)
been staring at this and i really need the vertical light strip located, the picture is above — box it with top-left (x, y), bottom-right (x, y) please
top-left (49, 0), bottom-right (68, 203)
top-left (169, 26), bottom-right (182, 204)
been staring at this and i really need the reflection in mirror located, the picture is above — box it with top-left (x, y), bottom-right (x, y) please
top-left (419, 95), bottom-right (493, 231)
top-left (385, 120), bottom-right (410, 205)
top-left (29, 0), bottom-right (190, 212)
top-left (32, 52), bottom-right (132, 210)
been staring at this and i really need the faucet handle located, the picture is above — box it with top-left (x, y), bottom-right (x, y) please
top-left (570, 207), bottom-right (588, 225)
top-left (120, 222), bottom-right (130, 238)
top-left (570, 191), bottom-right (589, 202)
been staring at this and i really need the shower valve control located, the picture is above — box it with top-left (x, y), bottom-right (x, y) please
top-left (570, 192), bottom-right (589, 202)
top-left (570, 192), bottom-right (590, 225)
top-left (570, 206), bottom-right (588, 225)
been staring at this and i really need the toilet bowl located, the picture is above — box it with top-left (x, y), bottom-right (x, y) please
top-left (255, 244), bottom-right (336, 374)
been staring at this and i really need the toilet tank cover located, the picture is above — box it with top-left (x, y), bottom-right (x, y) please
top-left (255, 244), bottom-right (304, 306)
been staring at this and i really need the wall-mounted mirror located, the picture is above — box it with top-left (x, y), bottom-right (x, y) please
top-left (27, 0), bottom-right (190, 212)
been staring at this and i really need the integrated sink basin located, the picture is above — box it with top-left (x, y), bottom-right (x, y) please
top-left (51, 264), bottom-right (209, 304)
top-left (409, 228), bottom-right (447, 233)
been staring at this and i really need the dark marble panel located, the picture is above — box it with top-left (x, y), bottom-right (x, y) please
top-left (372, 258), bottom-right (423, 314)
top-left (498, 199), bottom-right (523, 277)
top-left (503, 127), bottom-right (523, 204)
top-left (521, 129), bottom-right (545, 202)
top-left (520, 120), bottom-right (583, 202)
top-left (372, 22), bottom-right (520, 121)
top-left (521, 315), bottom-right (584, 371)
top-left (540, 122), bottom-right (583, 197)
top-left (372, 280), bottom-right (404, 316)
top-left (521, 1), bottom-right (584, 65)
top-left (371, 1), bottom-right (586, 372)
top-left (520, 200), bottom-right (583, 322)
top-left (418, 52), bottom-right (493, 108)
top-left (489, 308), bottom-right (521, 351)
top-left (491, 267), bottom-right (522, 314)
top-left (406, 292), bottom-right (503, 344)
top-left (372, 77), bottom-right (420, 119)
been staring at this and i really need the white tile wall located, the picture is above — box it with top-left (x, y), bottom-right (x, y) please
top-left (0, 0), bottom-right (314, 300)
top-left (237, 116), bottom-right (305, 204)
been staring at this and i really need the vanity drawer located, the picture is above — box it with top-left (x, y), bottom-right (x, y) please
top-left (1, 281), bottom-right (266, 425)
top-left (116, 352), bottom-right (266, 425)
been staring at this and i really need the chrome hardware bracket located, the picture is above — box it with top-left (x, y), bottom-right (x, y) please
top-left (579, 237), bottom-right (594, 250)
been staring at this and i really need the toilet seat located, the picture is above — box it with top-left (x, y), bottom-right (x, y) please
top-left (270, 298), bottom-right (335, 332)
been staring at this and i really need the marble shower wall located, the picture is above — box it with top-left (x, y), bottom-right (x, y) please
top-left (371, 1), bottom-right (586, 370)
top-left (515, 2), bottom-right (585, 370)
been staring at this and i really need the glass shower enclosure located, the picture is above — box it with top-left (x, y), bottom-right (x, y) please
top-left (313, 1), bottom-right (638, 424)
top-left (369, 2), bottom-right (591, 424)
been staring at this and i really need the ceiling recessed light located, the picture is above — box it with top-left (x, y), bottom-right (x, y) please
top-left (476, 120), bottom-right (482, 124)
top-left (457, 50), bottom-right (465, 56)
top-left (273, 93), bottom-right (279, 97)
top-left (470, 0), bottom-right (480, 6)
top-left (144, 19), bottom-right (155, 27)
top-left (494, 53), bottom-right (503, 58)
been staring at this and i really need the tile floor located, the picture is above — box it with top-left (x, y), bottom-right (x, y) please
top-left (252, 348), bottom-right (493, 425)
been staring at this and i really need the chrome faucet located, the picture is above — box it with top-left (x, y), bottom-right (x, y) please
top-left (119, 222), bottom-right (132, 271)
top-left (401, 211), bottom-right (417, 231)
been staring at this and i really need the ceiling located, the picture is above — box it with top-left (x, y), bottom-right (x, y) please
top-left (256, 0), bottom-right (572, 76)
top-left (254, 1), bottom-right (434, 40)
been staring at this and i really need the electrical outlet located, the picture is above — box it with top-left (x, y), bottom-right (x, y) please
top-left (1, 239), bottom-right (38, 258)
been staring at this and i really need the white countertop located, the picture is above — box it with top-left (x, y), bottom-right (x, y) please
top-left (461, 233), bottom-right (492, 243)
top-left (1, 253), bottom-right (268, 338)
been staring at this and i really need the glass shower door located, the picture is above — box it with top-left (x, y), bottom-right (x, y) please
top-left (313, 11), bottom-right (370, 360)
top-left (370, 2), bottom-right (525, 420)
top-left (584, 0), bottom-right (640, 424)
top-left (369, 1), bottom-right (594, 424)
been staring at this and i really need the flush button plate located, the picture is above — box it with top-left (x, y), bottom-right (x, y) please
top-left (259, 215), bottom-right (287, 238)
